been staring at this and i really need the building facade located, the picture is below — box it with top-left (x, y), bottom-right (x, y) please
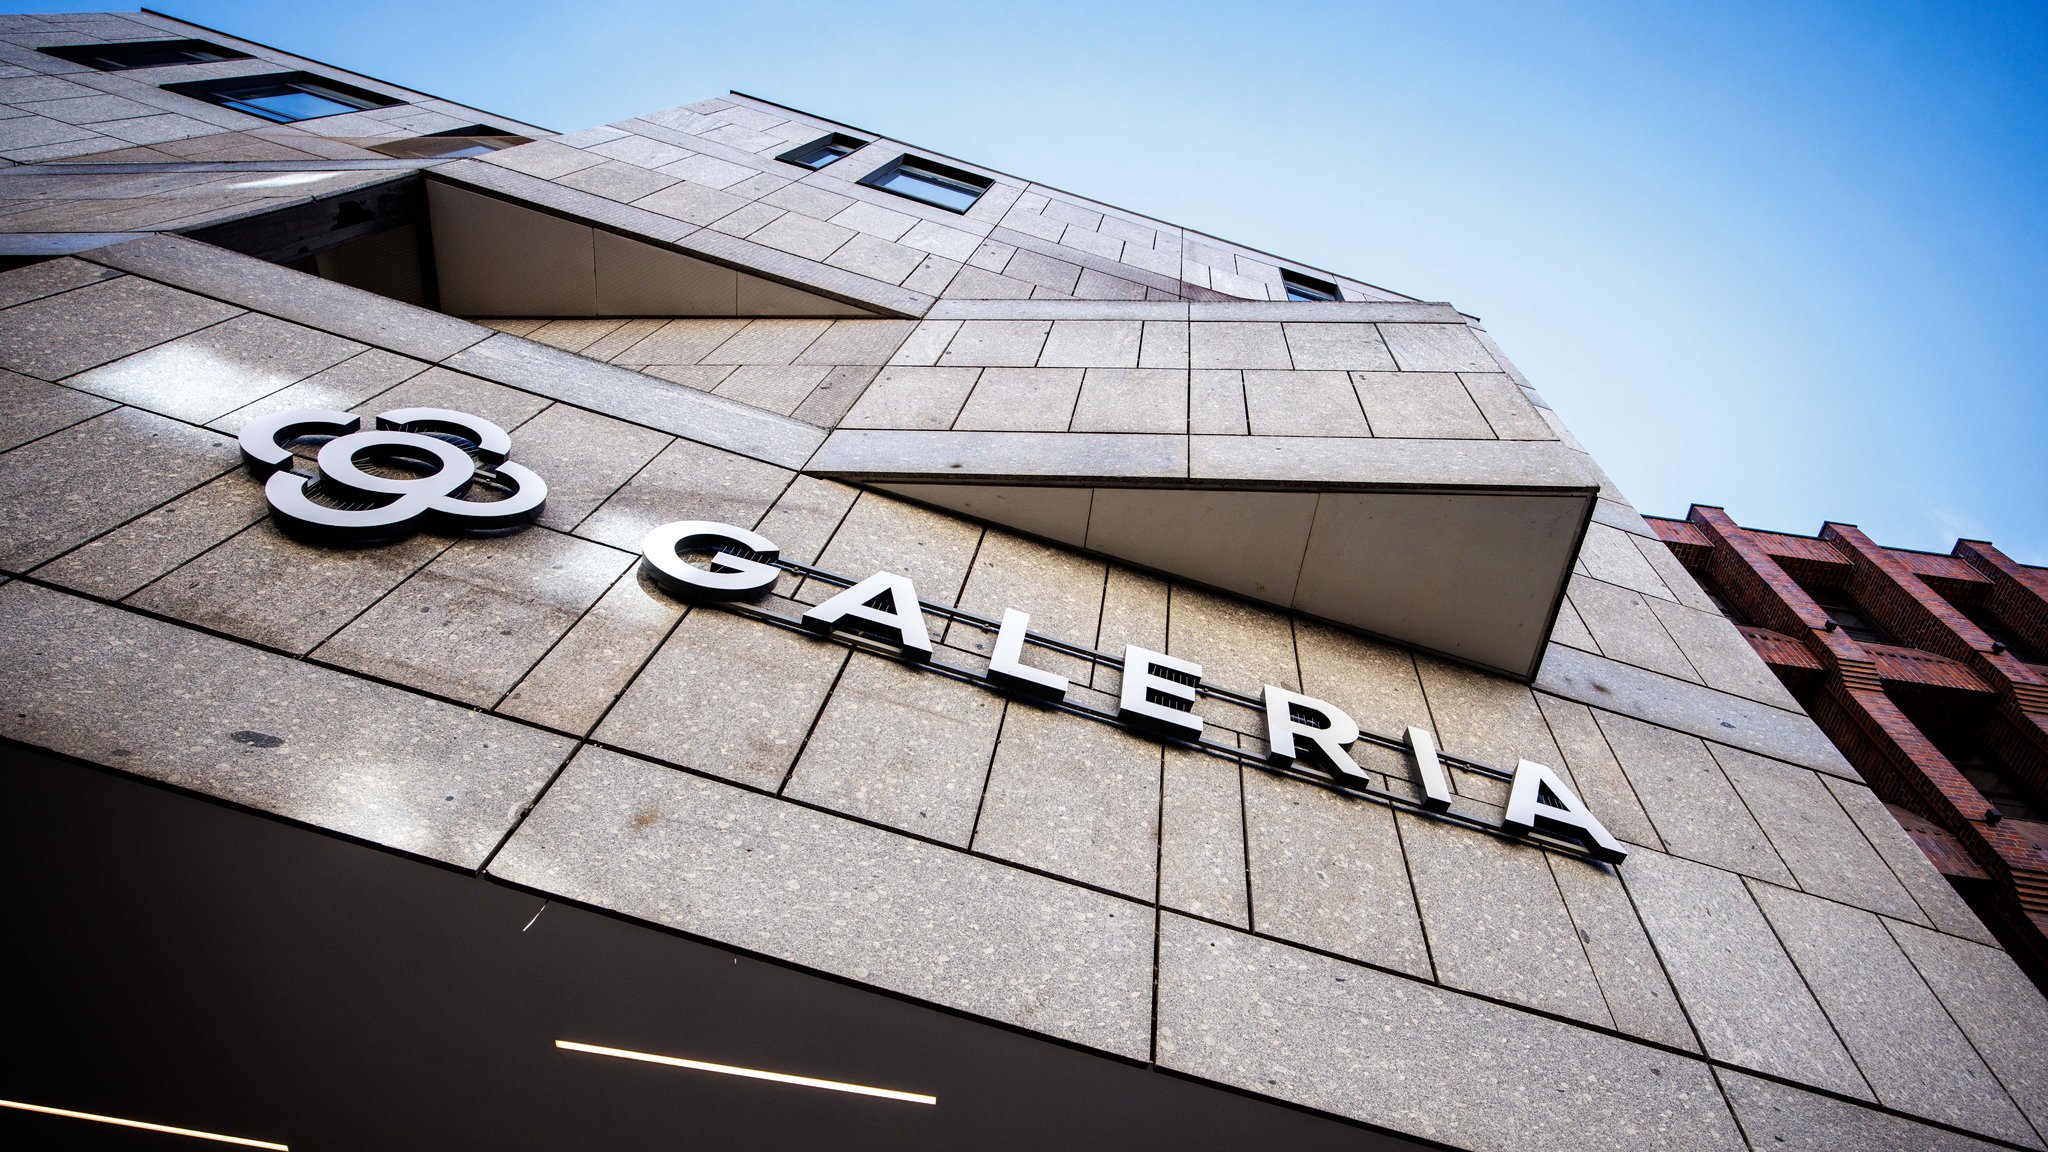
top-left (2, 9), bottom-right (2046, 1150)
top-left (1649, 509), bottom-right (2048, 997)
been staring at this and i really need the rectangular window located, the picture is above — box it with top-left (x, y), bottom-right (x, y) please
top-left (369, 125), bottom-right (534, 160)
top-left (778, 133), bottom-right (868, 170)
top-left (860, 155), bottom-right (992, 214)
top-left (163, 71), bottom-right (401, 123)
top-left (1801, 584), bottom-right (1893, 645)
top-left (40, 38), bottom-right (250, 71)
top-left (1946, 594), bottom-right (2044, 663)
top-left (1281, 269), bottom-right (1343, 302)
top-left (1934, 727), bottom-right (2043, 823)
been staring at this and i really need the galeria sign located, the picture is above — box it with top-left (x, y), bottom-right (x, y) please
top-left (642, 520), bottom-right (1628, 865)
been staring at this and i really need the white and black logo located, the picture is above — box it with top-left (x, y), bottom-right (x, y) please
top-left (237, 407), bottom-right (546, 544)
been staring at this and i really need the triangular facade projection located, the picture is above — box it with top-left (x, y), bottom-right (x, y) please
top-left (2, 11), bottom-right (2047, 1152)
top-left (420, 93), bottom-right (1598, 679)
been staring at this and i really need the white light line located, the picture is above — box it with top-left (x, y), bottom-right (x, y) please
top-left (0, 1098), bottom-right (289, 1149)
top-left (554, 1039), bottom-right (937, 1105)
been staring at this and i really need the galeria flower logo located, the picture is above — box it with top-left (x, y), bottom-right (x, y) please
top-left (237, 407), bottom-right (547, 544)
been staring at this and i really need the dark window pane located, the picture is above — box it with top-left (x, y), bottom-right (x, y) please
top-left (778, 134), bottom-right (867, 171)
top-left (165, 71), bottom-right (398, 124)
top-left (876, 168), bottom-right (980, 211)
top-left (40, 38), bottom-right (250, 71)
top-left (1281, 269), bottom-right (1342, 302)
top-left (1948, 595), bottom-right (2044, 662)
top-left (1805, 586), bottom-right (1893, 645)
top-left (369, 126), bottom-right (531, 159)
top-left (791, 143), bottom-right (851, 169)
top-left (223, 88), bottom-right (363, 123)
top-left (859, 155), bottom-right (992, 214)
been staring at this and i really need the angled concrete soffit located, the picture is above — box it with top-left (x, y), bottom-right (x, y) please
top-left (417, 116), bottom-right (1597, 681)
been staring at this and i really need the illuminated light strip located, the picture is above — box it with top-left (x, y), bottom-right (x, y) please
top-left (555, 1040), bottom-right (936, 1105)
top-left (0, 1098), bottom-right (288, 1149)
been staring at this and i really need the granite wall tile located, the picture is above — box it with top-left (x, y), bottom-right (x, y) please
top-left (33, 468), bottom-right (265, 600)
top-left (1159, 745), bottom-right (1248, 927)
top-left (1069, 367), bottom-right (1187, 433)
top-left (938, 319), bottom-right (1052, 367)
top-left (1353, 371), bottom-right (1495, 439)
top-left (354, 364), bottom-right (551, 432)
top-left (573, 435), bottom-right (792, 552)
top-left (1189, 322), bottom-right (1291, 370)
top-left (0, 369), bottom-right (113, 452)
top-left (783, 652), bottom-right (1005, 845)
top-left (1547, 854), bottom-right (1697, 1050)
top-left (497, 567), bottom-right (685, 735)
top-left (500, 402), bottom-right (673, 532)
top-left (491, 745), bottom-right (1154, 1058)
top-left (1377, 323), bottom-right (1498, 373)
top-left (1242, 369), bottom-right (1368, 437)
top-left (84, 235), bottom-right (490, 362)
top-left (1594, 712), bottom-right (1792, 883)
top-left (1568, 575), bottom-right (1701, 683)
top-left (1092, 564), bottom-right (1167, 690)
top-left (1415, 654), bottom-right (1566, 780)
top-left (950, 527), bottom-right (1103, 679)
top-left (1400, 813), bottom-right (1613, 1026)
top-left (1535, 644), bottom-right (1859, 780)
top-left (0, 274), bottom-right (238, 381)
top-left (1890, 920), bottom-right (2048, 1141)
top-left (1291, 619), bottom-right (1430, 740)
top-left (1752, 882), bottom-right (2034, 1143)
top-left (0, 405), bottom-right (232, 571)
top-left (1188, 368), bottom-right (1248, 434)
top-left (1243, 770), bottom-right (1432, 978)
top-left (1280, 322), bottom-right (1395, 371)
top-left (61, 311), bottom-right (359, 424)
top-left (1622, 849), bottom-right (1870, 1099)
top-left (314, 527), bottom-right (632, 707)
top-left (594, 606), bottom-right (846, 791)
top-left (1156, 915), bottom-right (1744, 1152)
top-left (1716, 1069), bottom-right (2009, 1152)
top-left (1458, 371), bottom-right (1552, 439)
top-left (1822, 774), bottom-right (1998, 944)
top-left (209, 348), bottom-right (427, 435)
top-left (1647, 596), bottom-right (1803, 710)
top-left (974, 702), bottom-right (1161, 900)
top-left (839, 365), bottom-right (977, 429)
top-left (1532, 695), bottom-right (1662, 850)
top-left (811, 490), bottom-right (984, 606)
top-left (1712, 745), bottom-right (1922, 922)
top-left (0, 583), bottom-right (570, 869)
top-left (952, 366), bottom-right (1082, 431)
top-left (1165, 583), bottom-right (1300, 698)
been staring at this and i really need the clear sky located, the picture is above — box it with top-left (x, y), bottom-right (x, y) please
top-left (13, 2), bottom-right (2046, 560)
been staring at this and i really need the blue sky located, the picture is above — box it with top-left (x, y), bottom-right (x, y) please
top-left (14, 2), bottom-right (2047, 560)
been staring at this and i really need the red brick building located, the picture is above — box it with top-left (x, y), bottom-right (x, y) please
top-left (1651, 508), bottom-right (2048, 990)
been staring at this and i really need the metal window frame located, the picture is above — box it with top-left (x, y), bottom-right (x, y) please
top-left (369, 125), bottom-right (534, 160)
top-left (162, 70), bottom-right (402, 124)
top-left (776, 132), bottom-right (869, 171)
top-left (37, 38), bottom-right (251, 71)
top-left (1281, 268), bottom-right (1344, 302)
top-left (858, 153), bottom-right (993, 214)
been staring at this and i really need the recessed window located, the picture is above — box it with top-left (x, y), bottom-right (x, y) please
top-left (39, 38), bottom-right (250, 71)
top-left (1942, 592), bottom-right (2044, 663)
top-left (1805, 586), bottom-right (1893, 645)
top-left (1281, 269), bottom-right (1343, 302)
top-left (779, 133), bottom-right (868, 170)
top-left (860, 155), bottom-right (992, 214)
top-left (163, 71), bottom-right (401, 123)
top-left (369, 125), bottom-right (534, 159)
